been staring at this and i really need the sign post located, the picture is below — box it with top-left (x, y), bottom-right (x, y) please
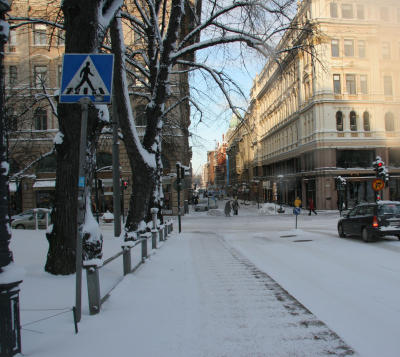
top-left (60, 53), bottom-right (114, 323)
top-left (293, 207), bottom-right (300, 229)
top-left (372, 178), bottom-right (385, 201)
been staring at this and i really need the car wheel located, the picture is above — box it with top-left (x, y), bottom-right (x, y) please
top-left (338, 223), bottom-right (346, 238)
top-left (15, 224), bottom-right (25, 229)
top-left (362, 227), bottom-right (373, 242)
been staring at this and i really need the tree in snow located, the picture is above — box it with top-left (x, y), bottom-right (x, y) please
top-left (109, 0), bottom-right (318, 236)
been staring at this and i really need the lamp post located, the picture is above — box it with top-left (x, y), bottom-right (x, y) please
top-left (0, 1), bottom-right (23, 356)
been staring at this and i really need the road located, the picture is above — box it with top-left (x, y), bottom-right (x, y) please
top-left (184, 209), bottom-right (400, 357)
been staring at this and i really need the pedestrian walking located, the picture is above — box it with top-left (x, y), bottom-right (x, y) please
top-left (294, 196), bottom-right (301, 208)
top-left (224, 200), bottom-right (232, 217)
top-left (308, 197), bottom-right (317, 215)
top-left (232, 198), bottom-right (239, 215)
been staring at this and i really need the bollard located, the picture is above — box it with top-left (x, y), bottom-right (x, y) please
top-left (86, 266), bottom-right (101, 315)
top-left (151, 229), bottom-right (158, 249)
top-left (150, 207), bottom-right (158, 229)
top-left (164, 225), bottom-right (168, 239)
top-left (140, 234), bottom-right (148, 262)
top-left (159, 227), bottom-right (164, 241)
top-left (122, 247), bottom-right (132, 275)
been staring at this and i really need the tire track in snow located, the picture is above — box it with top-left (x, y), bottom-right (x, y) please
top-left (188, 231), bottom-right (356, 357)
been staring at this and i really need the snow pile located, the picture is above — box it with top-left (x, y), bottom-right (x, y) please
top-left (258, 203), bottom-right (278, 215)
top-left (207, 209), bottom-right (224, 216)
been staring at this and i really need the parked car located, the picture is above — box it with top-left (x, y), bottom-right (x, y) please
top-left (194, 198), bottom-right (218, 212)
top-left (337, 201), bottom-right (400, 242)
top-left (11, 208), bottom-right (51, 229)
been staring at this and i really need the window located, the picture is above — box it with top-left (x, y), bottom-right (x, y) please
top-left (344, 39), bottom-right (354, 56)
top-left (6, 108), bottom-right (17, 131)
top-left (330, 2), bottom-right (338, 17)
top-left (350, 111), bottom-right (357, 131)
top-left (337, 149), bottom-right (375, 168)
top-left (380, 7), bottom-right (389, 21)
top-left (34, 108), bottom-right (47, 130)
top-left (385, 112), bottom-right (394, 131)
top-left (9, 66), bottom-right (17, 86)
top-left (346, 74), bottom-right (356, 94)
top-left (331, 39), bottom-right (339, 57)
top-left (57, 65), bottom-right (62, 87)
top-left (57, 29), bottom-right (65, 46)
top-left (36, 154), bottom-right (56, 173)
top-left (357, 4), bottom-right (365, 19)
top-left (333, 74), bottom-right (341, 94)
top-left (363, 112), bottom-right (370, 131)
top-left (33, 65), bottom-right (47, 88)
top-left (382, 42), bottom-right (391, 60)
top-left (384, 76), bottom-right (393, 96)
top-left (360, 75), bottom-right (368, 94)
top-left (7, 29), bottom-right (16, 52)
top-left (341, 4), bottom-right (353, 18)
top-left (336, 111), bottom-right (343, 131)
top-left (33, 24), bottom-right (47, 45)
top-left (135, 104), bottom-right (147, 126)
top-left (358, 40), bottom-right (366, 58)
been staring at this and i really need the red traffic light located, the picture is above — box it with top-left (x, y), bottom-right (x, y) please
top-left (122, 180), bottom-right (128, 189)
top-left (377, 162), bottom-right (383, 167)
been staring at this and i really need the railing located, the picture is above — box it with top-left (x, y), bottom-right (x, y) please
top-left (83, 218), bottom-right (174, 315)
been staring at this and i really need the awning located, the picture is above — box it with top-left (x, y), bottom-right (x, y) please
top-left (33, 180), bottom-right (56, 189)
top-left (9, 182), bottom-right (17, 192)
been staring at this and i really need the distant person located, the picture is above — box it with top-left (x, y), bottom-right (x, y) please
top-left (294, 196), bottom-right (301, 208)
top-left (224, 200), bottom-right (232, 217)
top-left (232, 198), bottom-right (239, 215)
top-left (308, 197), bottom-right (317, 215)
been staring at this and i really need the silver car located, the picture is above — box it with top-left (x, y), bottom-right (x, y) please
top-left (11, 209), bottom-right (51, 229)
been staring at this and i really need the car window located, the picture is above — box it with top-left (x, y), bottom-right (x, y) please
top-left (348, 207), bottom-right (359, 217)
top-left (379, 204), bottom-right (400, 215)
top-left (364, 206), bottom-right (375, 216)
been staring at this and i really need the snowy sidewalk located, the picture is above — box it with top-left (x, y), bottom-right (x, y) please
top-left (16, 218), bottom-right (356, 357)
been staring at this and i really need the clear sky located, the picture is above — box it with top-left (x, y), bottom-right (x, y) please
top-left (188, 51), bottom-right (264, 176)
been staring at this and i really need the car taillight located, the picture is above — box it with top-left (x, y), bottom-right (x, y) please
top-left (372, 216), bottom-right (379, 228)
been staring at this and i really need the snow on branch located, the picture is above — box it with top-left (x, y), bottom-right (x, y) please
top-left (8, 17), bottom-right (64, 30)
top-left (11, 148), bottom-right (56, 180)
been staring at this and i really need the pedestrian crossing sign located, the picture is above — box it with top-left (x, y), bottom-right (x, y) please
top-left (60, 54), bottom-right (114, 104)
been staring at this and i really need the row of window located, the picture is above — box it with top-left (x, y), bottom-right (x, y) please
top-left (7, 25), bottom-right (65, 50)
top-left (8, 64), bottom-right (62, 88)
top-left (330, 2), bottom-right (400, 23)
top-left (335, 111), bottom-right (396, 132)
top-left (331, 39), bottom-right (399, 60)
top-left (333, 74), bottom-right (393, 96)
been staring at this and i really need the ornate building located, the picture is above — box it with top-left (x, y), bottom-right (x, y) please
top-left (227, 0), bottom-right (400, 209)
top-left (5, 1), bottom-right (193, 214)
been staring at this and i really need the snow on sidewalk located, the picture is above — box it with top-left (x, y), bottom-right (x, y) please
top-left (15, 222), bottom-right (355, 357)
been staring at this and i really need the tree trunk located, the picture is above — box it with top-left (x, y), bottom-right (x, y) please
top-left (45, 0), bottom-right (106, 274)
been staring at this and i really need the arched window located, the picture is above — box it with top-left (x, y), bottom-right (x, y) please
top-left (34, 108), bottom-right (47, 130)
top-left (336, 111), bottom-right (343, 131)
top-left (385, 112), bottom-right (395, 131)
top-left (363, 111), bottom-right (370, 131)
top-left (350, 111), bottom-right (357, 131)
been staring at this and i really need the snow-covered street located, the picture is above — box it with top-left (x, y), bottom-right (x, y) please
top-left (10, 203), bottom-right (400, 356)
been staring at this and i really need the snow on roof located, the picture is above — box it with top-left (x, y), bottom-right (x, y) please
top-left (33, 180), bottom-right (56, 188)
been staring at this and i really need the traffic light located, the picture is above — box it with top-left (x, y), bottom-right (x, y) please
top-left (122, 180), bottom-right (128, 190)
top-left (373, 156), bottom-right (389, 184)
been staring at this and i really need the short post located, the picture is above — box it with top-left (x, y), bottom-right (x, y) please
top-left (85, 266), bottom-right (101, 315)
top-left (151, 230), bottom-right (158, 249)
top-left (122, 247), bottom-right (131, 275)
top-left (140, 234), bottom-right (148, 262)
top-left (164, 225), bottom-right (168, 239)
top-left (34, 210), bottom-right (38, 230)
top-left (159, 227), bottom-right (164, 241)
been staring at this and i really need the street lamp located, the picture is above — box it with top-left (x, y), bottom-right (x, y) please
top-left (0, 1), bottom-right (23, 355)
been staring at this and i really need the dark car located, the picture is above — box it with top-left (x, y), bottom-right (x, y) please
top-left (337, 201), bottom-right (400, 242)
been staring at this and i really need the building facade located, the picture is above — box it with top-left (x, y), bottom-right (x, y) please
top-left (227, 0), bottom-right (400, 210)
top-left (5, 1), bottom-right (193, 215)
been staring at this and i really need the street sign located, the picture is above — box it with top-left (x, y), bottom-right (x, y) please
top-left (372, 178), bottom-right (385, 191)
top-left (60, 54), bottom-right (114, 104)
top-left (293, 207), bottom-right (301, 215)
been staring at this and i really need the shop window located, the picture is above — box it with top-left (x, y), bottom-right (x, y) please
top-left (363, 112), bottom-right (370, 131)
top-left (34, 108), bottom-right (47, 130)
top-left (336, 149), bottom-right (375, 168)
top-left (36, 154), bottom-right (56, 173)
top-left (336, 111), bottom-right (343, 131)
top-left (389, 148), bottom-right (400, 167)
top-left (385, 112), bottom-right (394, 131)
top-left (331, 39), bottom-right (339, 57)
top-left (96, 152), bottom-right (112, 170)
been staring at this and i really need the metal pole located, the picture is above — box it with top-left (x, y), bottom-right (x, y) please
top-left (75, 97), bottom-right (89, 323)
top-left (94, 169), bottom-right (99, 223)
top-left (176, 163), bottom-right (181, 233)
top-left (112, 97), bottom-right (121, 237)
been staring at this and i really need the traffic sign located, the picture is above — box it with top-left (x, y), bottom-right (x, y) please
top-left (372, 178), bottom-right (385, 191)
top-left (60, 54), bottom-right (114, 104)
top-left (293, 207), bottom-right (301, 215)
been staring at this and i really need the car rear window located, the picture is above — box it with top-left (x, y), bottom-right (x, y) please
top-left (378, 204), bottom-right (400, 215)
